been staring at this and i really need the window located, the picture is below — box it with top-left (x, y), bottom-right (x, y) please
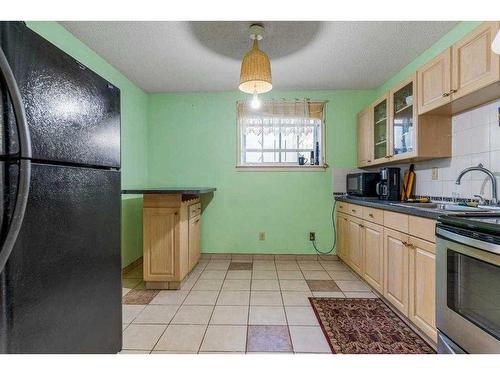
top-left (237, 99), bottom-right (327, 169)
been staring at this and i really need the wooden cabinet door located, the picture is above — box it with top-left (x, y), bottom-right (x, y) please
top-left (409, 236), bottom-right (437, 342)
top-left (188, 215), bottom-right (201, 271)
top-left (452, 22), bottom-right (500, 100)
top-left (383, 228), bottom-right (409, 315)
top-left (363, 221), bottom-right (384, 293)
top-left (372, 94), bottom-right (390, 165)
top-left (417, 48), bottom-right (452, 114)
top-left (336, 213), bottom-right (348, 262)
top-left (357, 107), bottom-right (373, 167)
top-left (143, 208), bottom-right (178, 281)
top-left (347, 216), bottom-right (364, 275)
top-left (389, 74), bottom-right (418, 162)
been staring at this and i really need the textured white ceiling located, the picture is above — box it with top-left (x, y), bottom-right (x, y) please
top-left (60, 21), bottom-right (457, 93)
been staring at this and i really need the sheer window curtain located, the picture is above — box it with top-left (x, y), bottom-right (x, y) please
top-left (237, 99), bottom-right (326, 165)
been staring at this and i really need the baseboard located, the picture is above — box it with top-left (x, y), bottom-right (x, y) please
top-left (122, 256), bottom-right (143, 273)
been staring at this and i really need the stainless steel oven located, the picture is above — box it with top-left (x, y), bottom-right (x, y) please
top-left (436, 216), bottom-right (500, 354)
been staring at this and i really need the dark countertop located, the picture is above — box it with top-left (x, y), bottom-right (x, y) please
top-left (334, 195), bottom-right (441, 219)
top-left (122, 187), bottom-right (216, 195)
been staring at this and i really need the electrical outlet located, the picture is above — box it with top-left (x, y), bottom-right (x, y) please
top-left (259, 232), bottom-right (265, 241)
top-left (432, 167), bottom-right (438, 180)
top-left (309, 232), bottom-right (316, 241)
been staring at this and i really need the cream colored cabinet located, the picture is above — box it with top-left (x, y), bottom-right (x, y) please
top-left (357, 107), bottom-right (373, 167)
top-left (357, 74), bottom-right (451, 167)
top-left (143, 208), bottom-right (178, 281)
top-left (451, 21), bottom-right (500, 100)
top-left (388, 75), bottom-right (418, 162)
top-left (347, 216), bottom-right (364, 275)
top-left (372, 94), bottom-right (390, 164)
top-left (336, 213), bottom-right (348, 262)
top-left (143, 195), bottom-right (201, 290)
top-left (417, 48), bottom-right (452, 114)
top-left (336, 201), bottom-right (438, 342)
top-left (408, 236), bottom-right (437, 341)
top-left (363, 221), bottom-right (384, 293)
top-left (188, 214), bottom-right (201, 271)
top-left (383, 228), bottom-right (409, 315)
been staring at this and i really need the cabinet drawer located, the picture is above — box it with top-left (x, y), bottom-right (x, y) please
top-left (363, 207), bottom-right (384, 225)
top-left (384, 211), bottom-right (409, 233)
top-left (348, 204), bottom-right (364, 218)
top-left (408, 216), bottom-right (436, 243)
top-left (189, 203), bottom-right (201, 218)
top-left (337, 201), bottom-right (349, 214)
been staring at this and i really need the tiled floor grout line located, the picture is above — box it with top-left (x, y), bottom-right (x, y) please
top-left (150, 259), bottom-right (207, 353)
top-left (278, 260), bottom-right (295, 354)
top-left (196, 261), bottom-right (228, 353)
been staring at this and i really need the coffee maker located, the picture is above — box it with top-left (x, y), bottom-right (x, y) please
top-left (377, 167), bottom-right (401, 201)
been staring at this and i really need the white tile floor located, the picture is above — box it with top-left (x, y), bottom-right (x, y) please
top-left (121, 254), bottom-right (377, 354)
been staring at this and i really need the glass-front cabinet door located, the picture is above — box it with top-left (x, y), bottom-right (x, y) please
top-left (390, 75), bottom-right (417, 160)
top-left (372, 94), bottom-right (389, 163)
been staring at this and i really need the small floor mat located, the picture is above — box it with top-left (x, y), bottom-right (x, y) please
top-left (309, 297), bottom-right (435, 354)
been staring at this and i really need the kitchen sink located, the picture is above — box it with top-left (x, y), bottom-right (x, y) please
top-left (390, 202), bottom-right (494, 213)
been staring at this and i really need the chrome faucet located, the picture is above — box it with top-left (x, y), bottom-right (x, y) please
top-left (455, 163), bottom-right (498, 205)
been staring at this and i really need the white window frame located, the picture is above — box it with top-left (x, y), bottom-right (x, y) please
top-left (236, 100), bottom-right (328, 171)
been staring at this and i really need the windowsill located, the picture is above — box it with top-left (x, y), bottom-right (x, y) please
top-left (235, 165), bottom-right (328, 172)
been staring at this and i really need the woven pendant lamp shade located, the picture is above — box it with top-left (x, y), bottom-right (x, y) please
top-left (239, 39), bottom-right (272, 94)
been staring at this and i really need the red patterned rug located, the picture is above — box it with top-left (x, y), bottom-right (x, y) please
top-left (309, 298), bottom-right (435, 354)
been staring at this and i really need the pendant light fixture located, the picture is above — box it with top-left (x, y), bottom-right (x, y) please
top-left (239, 24), bottom-right (272, 109)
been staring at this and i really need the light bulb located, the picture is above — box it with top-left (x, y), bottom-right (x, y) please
top-left (492, 30), bottom-right (500, 55)
top-left (250, 92), bottom-right (261, 109)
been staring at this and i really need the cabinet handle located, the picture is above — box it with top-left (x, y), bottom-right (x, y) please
top-left (359, 224), bottom-right (364, 228)
top-left (442, 92), bottom-right (450, 97)
top-left (402, 241), bottom-right (408, 246)
top-left (194, 219), bottom-right (200, 224)
top-left (368, 213), bottom-right (374, 218)
top-left (449, 89), bottom-right (457, 94)
top-left (367, 160), bottom-right (371, 163)
top-left (407, 243), bottom-right (415, 249)
top-left (352, 209), bottom-right (356, 213)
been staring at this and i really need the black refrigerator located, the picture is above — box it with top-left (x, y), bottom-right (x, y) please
top-left (0, 22), bottom-right (122, 353)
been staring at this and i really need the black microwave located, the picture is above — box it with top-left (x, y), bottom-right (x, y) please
top-left (346, 172), bottom-right (380, 196)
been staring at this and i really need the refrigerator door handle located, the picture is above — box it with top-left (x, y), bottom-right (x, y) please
top-left (0, 47), bottom-right (32, 273)
top-left (0, 47), bottom-right (32, 158)
top-left (0, 160), bottom-right (30, 273)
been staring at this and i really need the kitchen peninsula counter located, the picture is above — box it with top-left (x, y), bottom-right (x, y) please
top-left (122, 187), bottom-right (216, 289)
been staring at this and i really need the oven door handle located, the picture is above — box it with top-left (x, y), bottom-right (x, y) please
top-left (436, 227), bottom-right (500, 260)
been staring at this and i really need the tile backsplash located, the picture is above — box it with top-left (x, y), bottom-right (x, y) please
top-left (411, 99), bottom-right (499, 200)
top-left (333, 99), bottom-right (500, 200)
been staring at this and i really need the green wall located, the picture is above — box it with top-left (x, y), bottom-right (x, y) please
top-left (147, 90), bottom-right (375, 253)
top-left (26, 22), bottom-right (147, 267)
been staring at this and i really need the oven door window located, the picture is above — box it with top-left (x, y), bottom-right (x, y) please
top-left (447, 249), bottom-right (500, 340)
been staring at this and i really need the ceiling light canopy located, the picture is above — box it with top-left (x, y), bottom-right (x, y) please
top-left (239, 24), bottom-right (272, 94)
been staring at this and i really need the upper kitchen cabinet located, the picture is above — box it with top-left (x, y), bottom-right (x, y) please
top-left (452, 21), bottom-right (499, 101)
top-left (417, 48), bottom-right (452, 114)
top-left (417, 22), bottom-right (500, 116)
top-left (356, 76), bottom-right (451, 168)
top-left (389, 75), bottom-right (417, 162)
top-left (357, 107), bottom-right (373, 167)
top-left (373, 94), bottom-right (390, 164)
